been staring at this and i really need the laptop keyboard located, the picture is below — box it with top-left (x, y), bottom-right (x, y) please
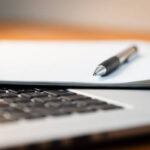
top-left (0, 88), bottom-right (123, 123)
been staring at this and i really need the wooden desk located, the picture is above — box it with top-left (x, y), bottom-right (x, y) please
top-left (1, 22), bottom-right (150, 40)
top-left (0, 23), bottom-right (150, 150)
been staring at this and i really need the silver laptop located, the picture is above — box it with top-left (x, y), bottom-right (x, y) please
top-left (0, 87), bottom-right (150, 149)
top-left (0, 1), bottom-right (150, 148)
top-left (0, 41), bottom-right (149, 149)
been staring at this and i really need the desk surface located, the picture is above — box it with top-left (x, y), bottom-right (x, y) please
top-left (0, 22), bottom-right (150, 150)
top-left (1, 23), bottom-right (150, 40)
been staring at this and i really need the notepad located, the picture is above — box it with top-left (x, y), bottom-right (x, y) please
top-left (0, 40), bottom-right (149, 87)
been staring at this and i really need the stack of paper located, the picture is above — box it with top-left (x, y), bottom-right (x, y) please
top-left (0, 40), bottom-right (149, 88)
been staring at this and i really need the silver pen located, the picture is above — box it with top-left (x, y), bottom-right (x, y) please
top-left (93, 46), bottom-right (138, 76)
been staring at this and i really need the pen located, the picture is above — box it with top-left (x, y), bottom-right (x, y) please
top-left (93, 46), bottom-right (138, 76)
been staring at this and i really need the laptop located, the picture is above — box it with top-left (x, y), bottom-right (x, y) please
top-left (0, 0), bottom-right (150, 148)
top-left (0, 40), bottom-right (149, 149)
top-left (0, 86), bottom-right (150, 149)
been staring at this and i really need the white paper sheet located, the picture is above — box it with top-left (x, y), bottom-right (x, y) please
top-left (0, 40), bottom-right (149, 85)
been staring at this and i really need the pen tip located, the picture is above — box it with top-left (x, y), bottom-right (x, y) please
top-left (93, 72), bottom-right (96, 76)
top-left (93, 65), bottom-right (106, 76)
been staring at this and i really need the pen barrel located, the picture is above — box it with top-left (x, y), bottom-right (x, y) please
top-left (100, 56), bottom-right (120, 76)
top-left (117, 46), bottom-right (138, 63)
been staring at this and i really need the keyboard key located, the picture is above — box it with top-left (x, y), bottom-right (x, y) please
top-left (45, 101), bottom-right (62, 108)
top-left (70, 100), bottom-right (88, 108)
top-left (24, 109), bottom-right (48, 119)
top-left (87, 99), bottom-right (108, 105)
top-left (5, 97), bottom-right (30, 103)
top-left (0, 99), bottom-right (9, 107)
top-left (77, 107), bottom-right (98, 113)
top-left (0, 89), bottom-right (7, 94)
top-left (45, 90), bottom-right (74, 97)
top-left (2, 112), bottom-right (24, 120)
top-left (19, 92), bottom-right (48, 99)
top-left (0, 115), bottom-right (15, 123)
top-left (49, 109), bottom-right (72, 116)
top-left (7, 89), bottom-right (18, 94)
top-left (31, 98), bottom-right (45, 103)
top-left (15, 88), bottom-right (36, 94)
top-left (59, 94), bottom-right (89, 101)
top-left (101, 104), bottom-right (123, 110)
top-left (0, 87), bottom-right (123, 123)
top-left (0, 93), bottom-right (17, 98)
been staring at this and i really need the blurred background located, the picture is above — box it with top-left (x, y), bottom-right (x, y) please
top-left (0, 0), bottom-right (150, 38)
